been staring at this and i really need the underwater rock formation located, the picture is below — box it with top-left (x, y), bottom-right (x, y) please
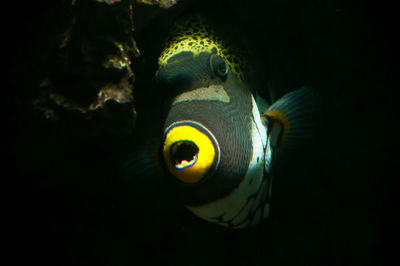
top-left (33, 0), bottom-right (140, 138)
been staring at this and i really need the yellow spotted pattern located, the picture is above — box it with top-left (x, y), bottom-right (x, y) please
top-left (158, 16), bottom-right (246, 82)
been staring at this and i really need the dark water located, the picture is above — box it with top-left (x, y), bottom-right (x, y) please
top-left (6, 0), bottom-right (394, 265)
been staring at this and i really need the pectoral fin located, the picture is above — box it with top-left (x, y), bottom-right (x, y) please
top-left (261, 87), bottom-right (319, 150)
top-left (119, 136), bottom-right (162, 181)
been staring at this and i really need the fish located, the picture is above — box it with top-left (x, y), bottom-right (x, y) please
top-left (132, 16), bottom-right (318, 229)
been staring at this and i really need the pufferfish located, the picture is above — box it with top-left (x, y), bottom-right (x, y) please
top-left (140, 16), bottom-right (316, 229)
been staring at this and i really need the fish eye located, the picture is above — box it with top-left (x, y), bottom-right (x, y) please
top-left (163, 122), bottom-right (219, 184)
top-left (210, 54), bottom-right (228, 78)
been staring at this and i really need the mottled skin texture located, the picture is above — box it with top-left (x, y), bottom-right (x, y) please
top-left (158, 16), bottom-right (247, 83)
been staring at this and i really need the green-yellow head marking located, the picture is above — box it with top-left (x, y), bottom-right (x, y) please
top-left (158, 16), bottom-right (246, 82)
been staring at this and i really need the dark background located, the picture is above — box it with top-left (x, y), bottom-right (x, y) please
top-left (6, 0), bottom-right (395, 265)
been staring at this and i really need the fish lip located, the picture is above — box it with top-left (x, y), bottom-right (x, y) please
top-left (163, 120), bottom-right (221, 186)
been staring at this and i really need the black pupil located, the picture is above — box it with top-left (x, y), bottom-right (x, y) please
top-left (170, 141), bottom-right (199, 165)
top-left (217, 61), bottom-right (226, 74)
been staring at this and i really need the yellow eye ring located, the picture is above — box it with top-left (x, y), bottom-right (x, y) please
top-left (163, 121), bottom-right (219, 184)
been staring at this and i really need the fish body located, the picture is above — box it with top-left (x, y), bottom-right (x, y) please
top-left (152, 16), bottom-right (316, 228)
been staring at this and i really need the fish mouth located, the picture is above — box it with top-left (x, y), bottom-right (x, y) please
top-left (170, 140), bottom-right (199, 169)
